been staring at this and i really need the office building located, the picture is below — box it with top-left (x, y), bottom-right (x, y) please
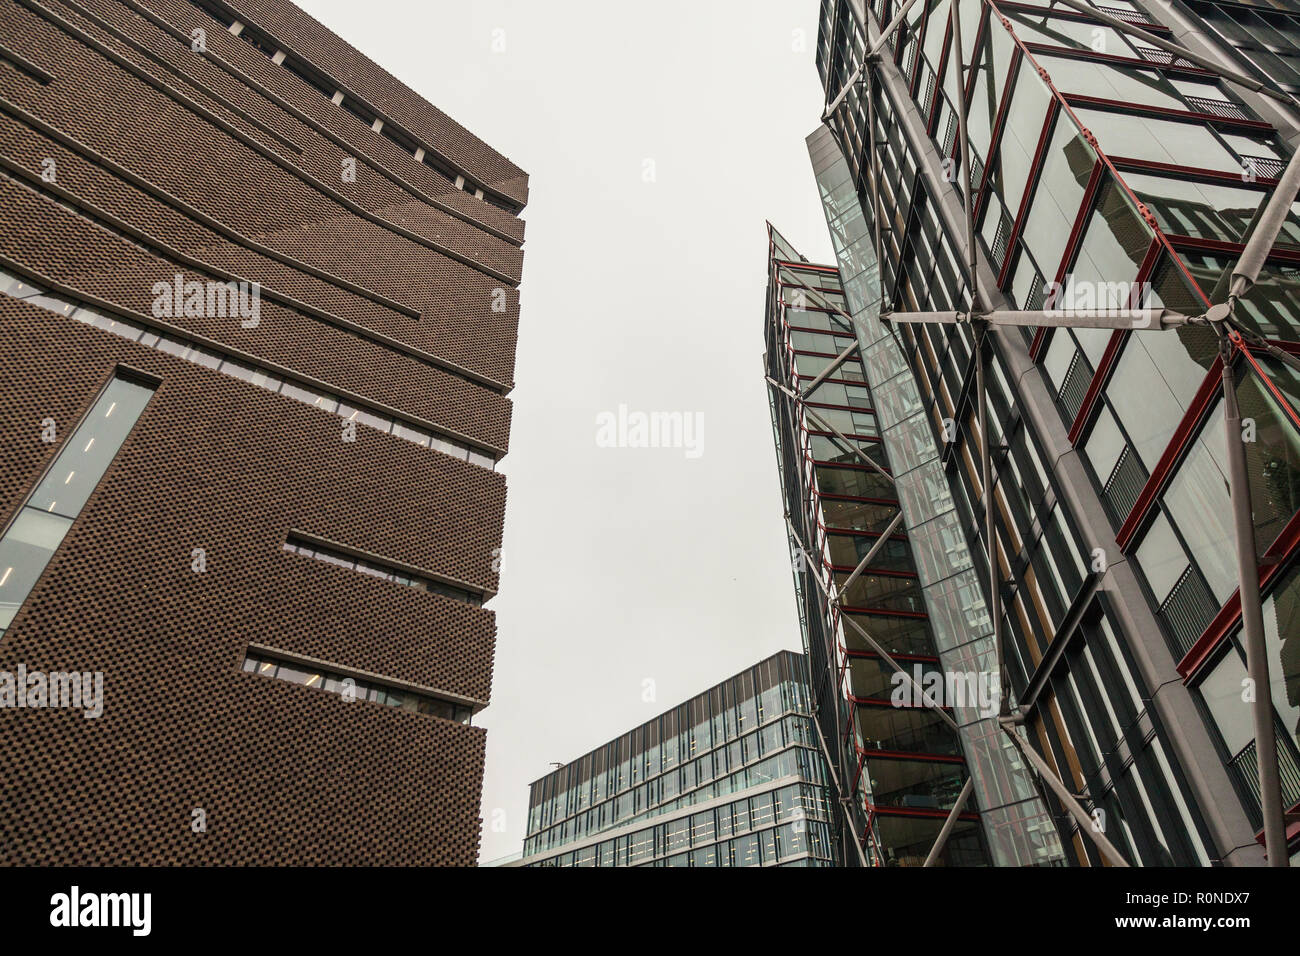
top-left (0, 0), bottom-right (526, 864)
top-left (519, 650), bottom-right (836, 867)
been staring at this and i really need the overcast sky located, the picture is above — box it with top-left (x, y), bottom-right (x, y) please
top-left (296, 0), bottom-right (835, 862)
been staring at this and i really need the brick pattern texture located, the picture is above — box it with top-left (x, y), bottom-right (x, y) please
top-left (0, 0), bottom-right (525, 865)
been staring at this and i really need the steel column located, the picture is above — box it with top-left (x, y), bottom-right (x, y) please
top-left (923, 776), bottom-right (974, 866)
top-left (1217, 332), bottom-right (1288, 865)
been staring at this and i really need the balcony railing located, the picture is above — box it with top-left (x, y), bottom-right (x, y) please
top-left (1057, 349), bottom-right (1093, 424)
top-left (1227, 735), bottom-right (1300, 831)
top-left (900, 35), bottom-right (918, 85)
top-left (1182, 94), bottom-right (1251, 121)
top-left (1024, 269), bottom-right (1046, 312)
top-left (1095, 3), bottom-right (1152, 24)
top-left (1158, 563), bottom-right (1221, 660)
top-left (1133, 45), bottom-right (1198, 69)
top-left (1103, 442), bottom-right (1147, 525)
top-left (1241, 155), bottom-right (1286, 179)
top-left (990, 208), bottom-right (1013, 274)
top-left (919, 64), bottom-right (937, 116)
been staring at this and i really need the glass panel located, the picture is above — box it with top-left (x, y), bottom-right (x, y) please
top-left (1238, 366), bottom-right (1300, 555)
top-left (1162, 405), bottom-right (1235, 600)
top-left (338, 402), bottom-right (392, 434)
top-left (1033, 52), bottom-right (1212, 111)
top-left (1260, 566), bottom-right (1300, 753)
top-left (28, 378), bottom-right (155, 519)
top-left (0, 377), bottom-right (153, 633)
top-left (279, 381), bottom-right (339, 413)
top-left (1018, 118), bottom-right (1097, 280)
top-left (1072, 108), bottom-right (1240, 172)
top-left (1067, 178), bottom-right (1150, 292)
top-left (1083, 402), bottom-right (1124, 483)
top-left (0, 509), bottom-right (72, 630)
top-left (1106, 336), bottom-right (1193, 470)
top-left (1238, 261), bottom-right (1300, 342)
top-left (1199, 646), bottom-right (1253, 756)
top-left (1126, 173), bottom-right (1280, 246)
top-left (1134, 510), bottom-right (1186, 605)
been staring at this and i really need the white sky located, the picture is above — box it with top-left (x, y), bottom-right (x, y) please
top-left (295, 0), bottom-right (835, 863)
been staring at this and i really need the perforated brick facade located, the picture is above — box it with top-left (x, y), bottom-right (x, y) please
top-left (0, 0), bottom-right (525, 865)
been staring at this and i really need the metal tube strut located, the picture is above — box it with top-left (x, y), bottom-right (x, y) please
top-left (1000, 717), bottom-right (1131, 866)
top-left (975, 328), bottom-right (1007, 716)
top-left (801, 340), bottom-right (861, 399)
top-left (923, 777), bottom-right (974, 867)
top-left (1230, 146), bottom-right (1300, 298)
top-left (881, 308), bottom-right (1197, 330)
top-left (837, 511), bottom-right (906, 598)
top-left (1217, 332), bottom-right (1289, 865)
top-left (949, 0), bottom-right (985, 314)
top-left (840, 612), bottom-right (959, 731)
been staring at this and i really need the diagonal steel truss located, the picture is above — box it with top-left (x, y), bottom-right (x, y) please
top-left (819, 0), bottom-right (1300, 866)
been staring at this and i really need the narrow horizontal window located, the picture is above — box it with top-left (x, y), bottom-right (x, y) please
top-left (281, 56), bottom-right (335, 98)
top-left (236, 26), bottom-right (279, 58)
top-left (0, 374), bottom-right (154, 636)
top-left (282, 535), bottom-right (484, 607)
top-left (191, 0), bottom-right (510, 208)
top-left (0, 272), bottom-right (498, 469)
top-left (242, 648), bottom-right (474, 724)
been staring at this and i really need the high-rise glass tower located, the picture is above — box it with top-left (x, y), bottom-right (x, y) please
top-left (805, 0), bottom-right (1300, 865)
top-left (765, 225), bottom-right (1007, 865)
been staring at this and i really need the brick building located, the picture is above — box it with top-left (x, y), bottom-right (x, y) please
top-left (0, 0), bottom-right (526, 864)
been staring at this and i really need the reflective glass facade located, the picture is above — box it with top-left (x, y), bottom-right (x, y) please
top-left (813, 0), bottom-right (1300, 864)
top-left (520, 651), bottom-right (835, 866)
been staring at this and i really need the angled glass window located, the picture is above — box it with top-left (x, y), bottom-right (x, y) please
top-left (1162, 404), bottom-right (1235, 601)
top-left (0, 375), bottom-right (154, 635)
top-left (1074, 108), bottom-right (1240, 173)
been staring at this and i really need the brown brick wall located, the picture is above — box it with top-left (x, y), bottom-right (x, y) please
top-left (1, 0), bottom-right (523, 388)
top-left (0, 0), bottom-right (524, 865)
